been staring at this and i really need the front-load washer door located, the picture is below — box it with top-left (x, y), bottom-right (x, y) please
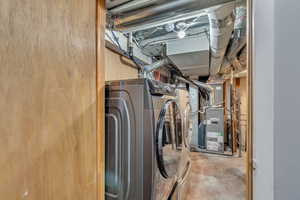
top-left (156, 100), bottom-right (182, 179)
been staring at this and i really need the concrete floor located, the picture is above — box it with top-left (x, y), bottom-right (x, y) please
top-left (186, 152), bottom-right (246, 200)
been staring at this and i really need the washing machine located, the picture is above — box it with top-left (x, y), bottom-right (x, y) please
top-left (105, 79), bottom-right (183, 200)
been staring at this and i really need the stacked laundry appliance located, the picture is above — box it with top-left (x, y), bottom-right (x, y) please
top-left (105, 79), bottom-right (191, 200)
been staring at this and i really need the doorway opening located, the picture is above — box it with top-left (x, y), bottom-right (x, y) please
top-left (103, 0), bottom-right (253, 199)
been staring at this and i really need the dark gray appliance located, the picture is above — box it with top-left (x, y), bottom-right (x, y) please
top-left (105, 79), bottom-right (183, 200)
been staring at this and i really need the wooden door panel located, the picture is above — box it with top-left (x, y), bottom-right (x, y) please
top-left (0, 0), bottom-right (100, 199)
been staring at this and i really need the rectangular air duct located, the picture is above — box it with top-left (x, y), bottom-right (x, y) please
top-left (166, 35), bottom-right (210, 77)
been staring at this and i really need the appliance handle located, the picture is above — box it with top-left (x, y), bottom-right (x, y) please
top-left (178, 160), bottom-right (191, 185)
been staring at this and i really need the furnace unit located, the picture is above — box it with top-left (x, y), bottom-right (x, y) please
top-left (205, 107), bottom-right (225, 153)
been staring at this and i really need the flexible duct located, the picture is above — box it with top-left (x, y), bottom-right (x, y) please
top-left (109, 0), bottom-right (235, 32)
top-left (207, 2), bottom-right (235, 75)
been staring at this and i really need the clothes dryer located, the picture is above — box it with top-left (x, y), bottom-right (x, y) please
top-left (105, 79), bottom-right (183, 200)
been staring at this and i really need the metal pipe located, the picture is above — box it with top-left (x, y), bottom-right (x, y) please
top-left (174, 76), bottom-right (213, 101)
top-left (110, 0), bottom-right (235, 32)
top-left (115, 0), bottom-right (197, 25)
top-left (193, 80), bottom-right (215, 106)
top-left (192, 80), bottom-right (214, 93)
top-left (109, 0), bottom-right (160, 15)
top-left (143, 59), bottom-right (169, 73)
top-left (121, 10), bottom-right (208, 33)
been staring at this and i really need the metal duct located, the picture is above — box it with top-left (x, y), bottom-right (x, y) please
top-left (109, 0), bottom-right (161, 14)
top-left (193, 80), bottom-right (214, 93)
top-left (226, 6), bottom-right (247, 60)
top-left (207, 2), bottom-right (235, 75)
top-left (143, 59), bottom-right (169, 73)
top-left (219, 6), bottom-right (247, 73)
top-left (219, 58), bottom-right (231, 74)
top-left (166, 35), bottom-right (210, 77)
top-left (141, 58), bottom-right (169, 79)
top-left (109, 0), bottom-right (235, 32)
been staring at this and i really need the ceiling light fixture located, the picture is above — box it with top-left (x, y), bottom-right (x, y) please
top-left (177, 30), bottom-right (186, 39)
top-left (165, 23), bottom-right (175, 32)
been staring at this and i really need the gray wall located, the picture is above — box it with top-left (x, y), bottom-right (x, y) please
top-left (274, 0), bottom-right (300, 199)
top-left (254, 0), bottom-right (300, 199)
top-left (253, 0), bottom-right (274, 199)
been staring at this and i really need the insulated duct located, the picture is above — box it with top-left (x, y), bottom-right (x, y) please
top-left (207, 2), bottom-right (235, 75)
top-left (109, 0), bottom-right (235, 32)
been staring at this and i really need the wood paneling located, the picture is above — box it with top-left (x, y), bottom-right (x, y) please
top-left (0, 0), bottom-right (101, 199)
top-left (105, 49), bottom-right (138, 81)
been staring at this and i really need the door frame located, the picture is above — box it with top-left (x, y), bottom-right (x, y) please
top-left (246, 0), bottom-right (253, 199)
top-left (97, 0), bottom-right (254, 199)
top-left (97, 0), bottom-right (106, 200)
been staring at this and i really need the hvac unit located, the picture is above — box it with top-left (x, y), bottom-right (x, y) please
top-left (205, 107), bottom-right (225, 153)
top-left (208, 82), bottom-right (224, 106)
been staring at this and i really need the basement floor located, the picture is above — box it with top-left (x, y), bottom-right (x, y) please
top-left (186, 152), bottom-right (246, 200)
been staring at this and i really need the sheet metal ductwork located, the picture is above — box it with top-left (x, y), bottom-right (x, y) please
top-left (220, 5), bottom-right (247, 73)
top-left (207, 2), bottom-right (236, 75)
top-left (166, 35), bottom-right (210, 77)
top-left (226, 6), bottom-right (246, 60)
top-left (109, 0), bottom-right (235, 32)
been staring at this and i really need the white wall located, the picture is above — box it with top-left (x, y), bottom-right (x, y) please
top-left (253, 0), bottom-right (274, 199)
